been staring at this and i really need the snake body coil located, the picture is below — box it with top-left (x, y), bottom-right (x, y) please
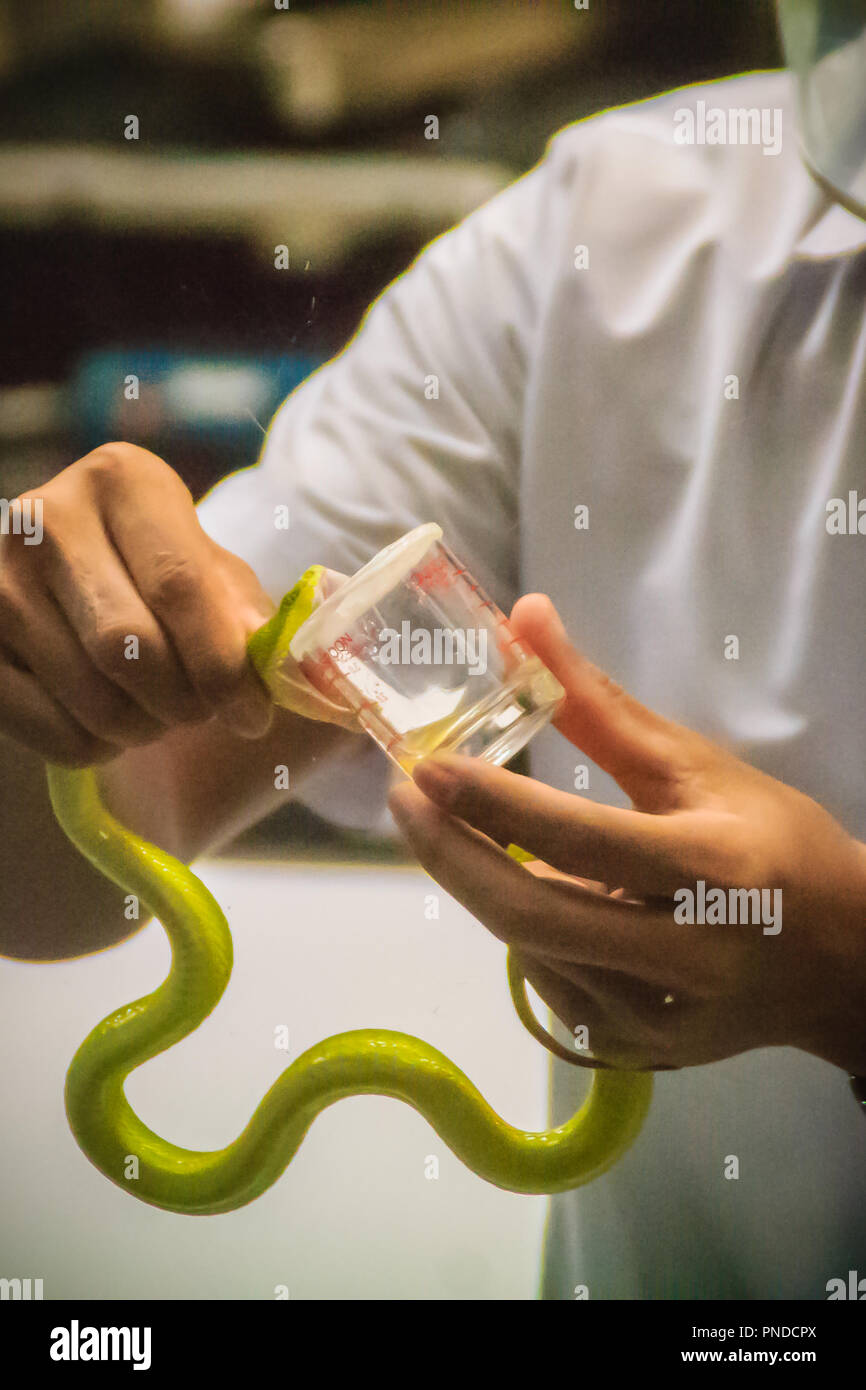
top-left (47, 567), bottom-right (651, 1215)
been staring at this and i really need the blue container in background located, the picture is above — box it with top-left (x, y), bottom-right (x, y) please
top-left (70, 348), bottom-right (324, 474)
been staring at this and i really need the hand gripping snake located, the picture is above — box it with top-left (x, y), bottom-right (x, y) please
top-left (45, 567), bottom-right (652, 1215)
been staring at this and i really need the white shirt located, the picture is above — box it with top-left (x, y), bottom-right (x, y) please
top-left (198, 71), bottom-right (866, 1299)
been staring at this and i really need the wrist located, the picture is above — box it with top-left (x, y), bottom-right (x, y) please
top-left (801, 837), bottom-right (866, 1076)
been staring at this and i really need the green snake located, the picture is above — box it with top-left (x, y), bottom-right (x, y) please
top-left (46, 567), bottom-right (652, 1215)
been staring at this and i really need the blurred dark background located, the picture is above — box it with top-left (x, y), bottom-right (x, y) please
top-left (0, 0), bottom-right (782, 857)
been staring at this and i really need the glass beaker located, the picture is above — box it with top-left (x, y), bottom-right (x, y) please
top-left (288, 523), bottom-right (565, 774)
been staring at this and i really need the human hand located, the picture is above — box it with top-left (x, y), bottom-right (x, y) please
top-left (388, 594), bottom-right (866, 1074)
top-left (0, 443), bottom-right (356, 767)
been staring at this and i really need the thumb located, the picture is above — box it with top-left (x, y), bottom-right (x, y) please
top-left (509, 593), bottom-right (679, 795)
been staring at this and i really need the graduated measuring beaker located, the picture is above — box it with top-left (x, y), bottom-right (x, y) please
top-left (289, 523), bottom-right (565, 773)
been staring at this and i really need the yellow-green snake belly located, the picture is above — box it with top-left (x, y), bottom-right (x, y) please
top-left (45, 566), bottom-right (652, 1215)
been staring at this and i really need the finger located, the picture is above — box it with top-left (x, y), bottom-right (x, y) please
top-left (511, 950), bottom-right (672, 1069)
top-left (509, 592), bottom-right (684, 795)
top-left (87, 458), bottom-right (271, 739)
top-left (388, 780), bottom-right (690, 986)
top-left (0, 649), bottom-right (119, 766)
top-left (411, 753), bottom-right (709, 894)
top-left (0, 576), bottom-right (167, 746)
top-left (34, 504), bottom-right (210, 728)
top-left (105, 496), bottom-right (272, 736)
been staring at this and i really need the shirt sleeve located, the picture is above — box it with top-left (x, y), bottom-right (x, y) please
top-left (196, 138), bottom-right (568, 832)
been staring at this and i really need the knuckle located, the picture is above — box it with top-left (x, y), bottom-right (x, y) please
top-left (82, 442), bottom-right (142, 481)
top-left (82, 444), bottom-right (190, 500)
top-left (143, 553), bottom-right (202, 609)
top-left (89, 440), bottom-right (166, 471)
